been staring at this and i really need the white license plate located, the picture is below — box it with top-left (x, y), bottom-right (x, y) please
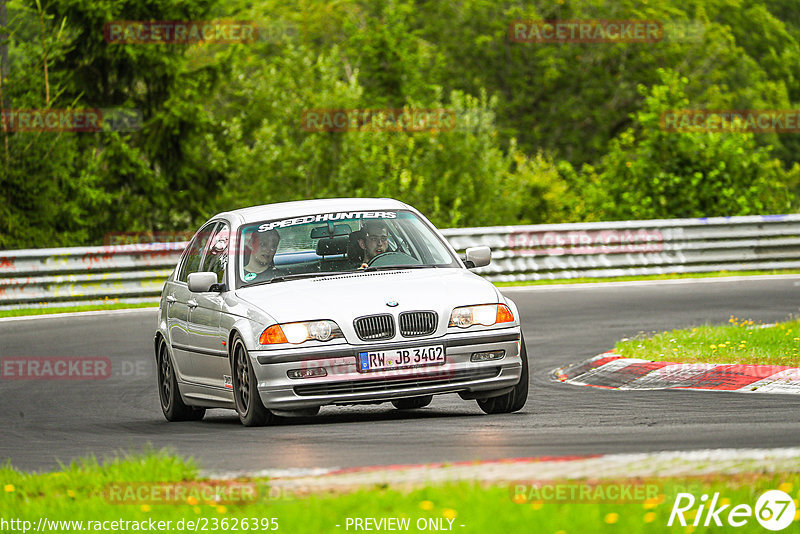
top-left (358, 345), bottom-right (445, 372)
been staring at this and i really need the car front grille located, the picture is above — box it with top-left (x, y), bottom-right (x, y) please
top-left (293, 367), bottom-right (500, 397)
top-left (354, 314), bottom-right (395, 341)
top-left (399, 311), bottom-right (437, 337)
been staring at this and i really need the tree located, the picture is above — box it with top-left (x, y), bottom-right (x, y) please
top-left (586, 69), bottom-right (797, 220)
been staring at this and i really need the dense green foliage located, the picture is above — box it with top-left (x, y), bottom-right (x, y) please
top-left (2, 0), bottom-right (800, 248)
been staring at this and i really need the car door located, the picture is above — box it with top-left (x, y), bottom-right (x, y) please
top-left (167, 222), bottom-right (217, 382)
top-left (184, 222), bottom-right (231, 390)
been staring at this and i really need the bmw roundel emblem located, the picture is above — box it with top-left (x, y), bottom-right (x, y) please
top-left (386, 300), bottom-right (398, 307)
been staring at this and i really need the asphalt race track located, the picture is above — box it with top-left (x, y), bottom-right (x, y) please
top-left (2, 276), bottom-right (800, 474)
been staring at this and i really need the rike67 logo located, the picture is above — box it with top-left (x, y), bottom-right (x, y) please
top-left (668, 490), bottom-right (796, 530)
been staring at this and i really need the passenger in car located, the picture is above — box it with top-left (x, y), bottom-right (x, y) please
top-left (344, 229), bottom-right (366, 269)
top-left (243, 229), bottom-right (281, 281)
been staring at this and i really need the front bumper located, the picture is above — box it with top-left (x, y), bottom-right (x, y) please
top-left (251, 329), bottom-right (522, 409)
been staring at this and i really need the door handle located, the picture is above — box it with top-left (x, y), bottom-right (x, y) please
top-left (187, 299), bottom-right (198, 309)
top-left (165, 295), bottom-right (177, 304)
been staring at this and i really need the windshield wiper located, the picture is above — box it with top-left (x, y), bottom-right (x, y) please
top-left (246, 271), bottom-right (343, 286)
top-left (359, 264), bottom-right (437, 272)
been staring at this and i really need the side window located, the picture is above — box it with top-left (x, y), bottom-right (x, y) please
top-left (202, 223), bottom-right (230, 284)
top-left (177, 223), bottom-right (218, 282)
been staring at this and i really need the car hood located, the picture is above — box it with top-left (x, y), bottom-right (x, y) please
top-left (235, 268), bottom-right (500, 325)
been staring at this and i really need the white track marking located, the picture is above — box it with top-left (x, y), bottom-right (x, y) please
top-left (500, 274), bottom-right (800, 292)
top-left (0, 307), bottom-right (158, 323)
top-left (201, 447), bottom-right (800, 491)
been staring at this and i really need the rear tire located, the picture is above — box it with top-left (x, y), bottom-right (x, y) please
top-left (157, 339), bottom-right (205, 422)
top-left (391, 395), bottom-right (433, 410)
top-left (477, 335), bottom-right (529, 414)
top-left (232, 335), bottom-right (275, 427)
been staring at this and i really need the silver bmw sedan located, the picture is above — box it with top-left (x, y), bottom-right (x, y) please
top-left (154, 198), bottom-right (528, 426)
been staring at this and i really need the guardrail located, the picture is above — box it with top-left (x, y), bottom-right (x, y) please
top-left (443, 213), bottom-right (800, 282)
top-left (0, 242), bottom-right (184, 309)
top-left (2, 214), bottom-right (799, 309)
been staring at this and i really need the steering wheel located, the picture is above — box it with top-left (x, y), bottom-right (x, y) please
top-left (366, 251), bottom-right (423, 268)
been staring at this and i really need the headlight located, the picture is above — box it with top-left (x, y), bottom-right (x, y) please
top-left (259, 320), bottom-right (343, 345)
top-left (449, 304), bottom-right (514, 328)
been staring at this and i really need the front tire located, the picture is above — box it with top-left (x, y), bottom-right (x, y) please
top-left (391, 395), bottom-right (433, 410)
top-left (231, 335), bottom-right (275, 427)
top-left (477, 335), bottom-right (529, 414)
top-left (157, 339), bottom-right (205, 422)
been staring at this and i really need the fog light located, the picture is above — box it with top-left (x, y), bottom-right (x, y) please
top-left (287, 368), bottom-right (328, 379)
top-left (470, 350), bottom-right (505, 362)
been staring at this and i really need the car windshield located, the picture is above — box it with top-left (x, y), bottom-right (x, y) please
top-left (236, 209), bottom-right (459, 287)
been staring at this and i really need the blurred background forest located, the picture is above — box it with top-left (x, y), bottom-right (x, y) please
top-left (2, 0), bottom-right (800, 248)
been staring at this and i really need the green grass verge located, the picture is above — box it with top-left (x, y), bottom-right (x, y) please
top-left (2, 451), bottom-right (799, 533)
top-left (493, 269), bottom-right (800, 287)
top-left (615, 317), bottom-right (800, 367)
top-left (0, 302), bottom-right (158, 318)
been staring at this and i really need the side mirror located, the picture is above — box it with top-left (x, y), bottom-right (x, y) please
top-left (464, 246), bottom-right (491, 268)
top-left (188, 272), bottom-right (220, 293)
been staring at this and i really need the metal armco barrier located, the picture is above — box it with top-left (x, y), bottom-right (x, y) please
top-left (0, 242), bottom-right (184, 308)
top-left (442, 214), bottom-right (800, 282)
top-left (1, 214), bottom-right (799, 308)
